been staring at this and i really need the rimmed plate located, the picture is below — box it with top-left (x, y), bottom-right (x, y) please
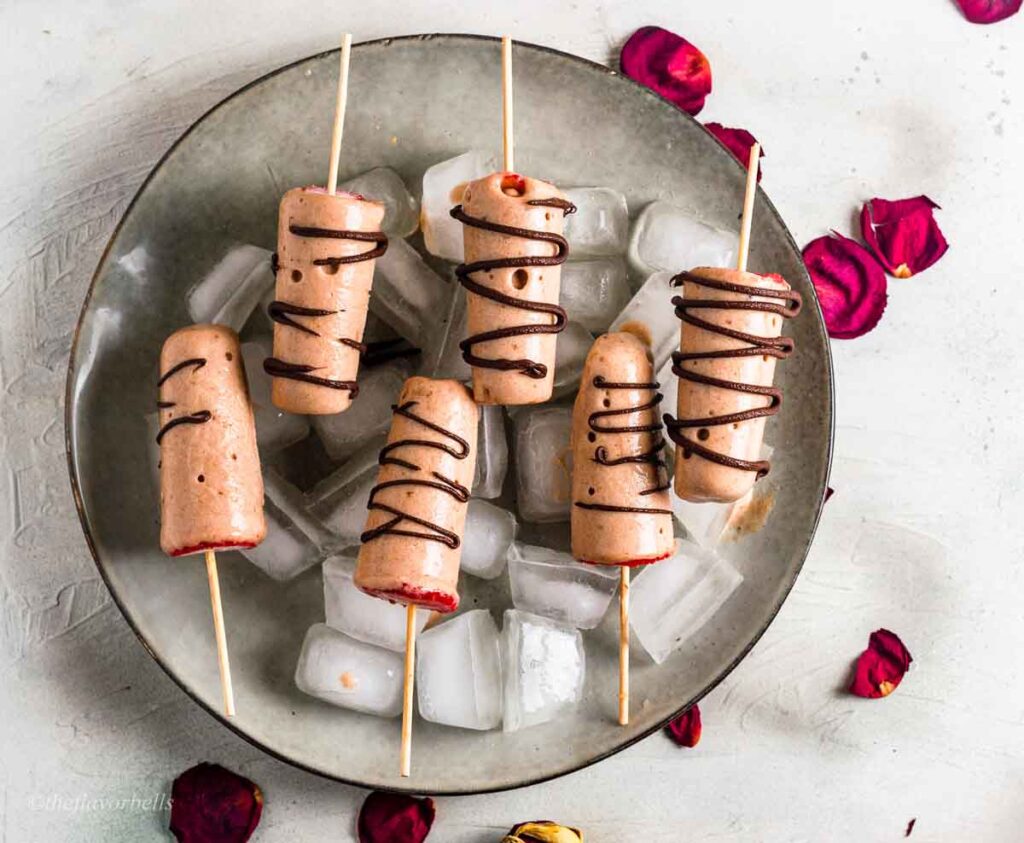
top-left (65, 34), bottom-right (833, 794)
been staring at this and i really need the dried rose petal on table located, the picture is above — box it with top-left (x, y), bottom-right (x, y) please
top-left (357, 791), bottom-right (435, 843)
top-left (802, 232), bottom-right (888, 339)
top-left (503, 820), bottom-right (585, 842)
top-left (850, 629), bottom-right (913, 698)
top-left (620, 26), bottom-right (712, 116)
top-left (955, 0), bottom-right (1022, 24)
top-left (665, 703), bottom-right (702, 747)
top-left (169, 763), bottom-right (263, 843)
top-left (704, 123), bottom-right (763, 180)
top-left (860, 196), bottom-right (949, 279)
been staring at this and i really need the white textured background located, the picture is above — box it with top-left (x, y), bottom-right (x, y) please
top-left (2, 1), bottom-right (1022, 840)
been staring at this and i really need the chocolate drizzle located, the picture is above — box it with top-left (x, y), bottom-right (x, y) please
top-left (663, 270), bottom-right (803, 477)
top-left (360, 400), bottom-right (471, 549)
top-left (574, 374), bottom-right (672, 515)
top-left (265, 221), bottom-right (388, 395)
top-left (156, 357), bottom-right (211, 443)
top-left (450, 196), bottom-right (576, 379)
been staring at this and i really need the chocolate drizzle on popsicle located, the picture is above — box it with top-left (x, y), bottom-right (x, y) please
top-left (265, 222), bottom-right (388, 395)
top-left (663, 270), bottom-right (803, 477)
top-left (361, 400), bottom-right (471, 549)
top-left (574, 374), bottom-right (672, 515)
top-left (156, 357), bottom-right (212, 443)
top-left (450, 197), bottom-right (576, 379)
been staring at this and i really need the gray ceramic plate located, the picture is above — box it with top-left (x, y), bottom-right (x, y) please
top-left (66, 34), bottom-right (833, 794)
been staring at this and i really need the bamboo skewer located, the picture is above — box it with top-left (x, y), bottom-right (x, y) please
top-left (501, 35), bottom-right (515, 173)
top-left (736, 142), bottom-right (761, 272)
top-left (326, 33), bottom-right (353, 195)
top-left (400, 604), bottom-right (417, 777)
top-left (205, 550), bottom-right (235, 717)
top-left (618, 566), bottom-right (630, 726)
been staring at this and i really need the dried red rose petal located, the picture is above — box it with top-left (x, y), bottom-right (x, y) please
top-left (850, 629), bottom-right (913, 698)
top-left (357, 791), bottom-right (435, 843)
top-left (169, 763), bottom-right (262, 843)
top-left (621, 26), bottom-right (712, 116)
top-left (955, 0), bottom-right (1022, 23)
top-left (704, 123), bottom-right (763, 180)
top-left (665, 703), bottom-right (702, 747)
top-left (860, 196), bottom-right (949, 279)
top-left (802, 232), bottom-right (888, 339)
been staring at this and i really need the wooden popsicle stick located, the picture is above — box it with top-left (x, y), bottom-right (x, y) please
top-left (501, 35), bottom-right (515, 173)
top-left (205, 550), bottom-right (236, 718)
top-left (619, 566), bottom-right (630, 726)
top-left (326, 33), bottom-right (353, 195)
top-left (736, 142), bottom-right (761, 273)
top-left (400, 603), bottom-right (417, 777)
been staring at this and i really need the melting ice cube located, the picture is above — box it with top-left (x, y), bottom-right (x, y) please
top-left (563, 187), bottom-right (629, 258)
top-left (501, 609), bottom-right (585, 733)
top-left (513, 406), bottom-right (573, 524)
top-left (462, 499), bottom-right (516, 580)
top-left (370, 238), bottom-right (452, 347)
top-left (417, 609), bottom-right (503, 731)
top-left (629, 539), bottom-right (743, 664)
top-left (507, 543), bottom-right (619, 629)
top-left (559, 259), bottom-right (632, 334)
top-left (323, 553), bottom-right (427, 651)
top-left (240, 340), bottom-right (310, 454)
top-left (472, 405), bottom-right (509, 500)
top-left (609, 271), bottom-right (679, 373)
top-left (551, 321), bottom-right (595, 398)
top-left (187, 244), bottom-right (275, 332)
top-left (342, 167), bottom-right (419, 238)
top-left (306, 447), bottom-right (382, 547)
top-left (421, 150), bottom-right (497, 263)
top-left (628, 201), bottom-right (739, 276)
top-left (294, 623), bottom-right (403, 717)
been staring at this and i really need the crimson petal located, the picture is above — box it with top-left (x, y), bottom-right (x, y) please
top-left (850, 629), bottom-right (913, 698)
top-left (802, 232), bottom-right (888, 339)
top-left (621, 26), bottom-right (712, 116)
top-left (704, 123), bottom-right (763, 180)
top-left (860, 195), bottom-right (949, 278)
top-left (169, 763), bottom-right (263, 843)
top-left (357, 791), bottom-right (435, 843)
top-left (955, 0), bottom-right (1022, 23)
top-left (665, 703), bottom-right (702, 747)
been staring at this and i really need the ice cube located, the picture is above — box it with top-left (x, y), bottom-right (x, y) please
top-left (501, 609), bottom-right (585, 733)
top-left (421, 150), bottom-right (497, 262)
top-left (306, 447), bottom-right (382, 547)
top-left (240, 340), bottom-right (310, 454)
top-left (422, 282), bottom-right (471, 383)
top-left (513, 406), bottom-right (573, 523)
top-left (551, 322), bottom-right (594, 398)
top-left (341, 167), bottom-right (419, 238)
top-left (311, 357), bottom-right (413, 461)
top-left (294, 623), bottom-right (403, 717)
top-left (628, 201), bottom-right (739, 276)
top-left (507, 542), bottom-right (619, 629)
top-left (472, 405), bottom-right (508, 499)
top-left (187, 244), bottom-right (275, 332)
top-left (322, 553), bottom-right (427, 651)
top-left (564, 187), bottom-right (629, 257)
top-left (559, 259), bottom-right (632, 334)
top-left (609, 271), bottom-right (679, 372)
top-left (629, 539), bottom-right (743, 664)
top-left (241, 468), bottom-right (332, 580)
top-left (671, 444), bottom-right (775, 546)
top-left (370, 238), bottom-right (452, 347)
top-left (462, 499), bottom-right (516, 580)
top-left (417, 610), bottom-right (503, 731)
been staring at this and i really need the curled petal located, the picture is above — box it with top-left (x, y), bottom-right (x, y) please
top-left (704, 123), bottom-right (764, 180)
top-left (955, 0), bottom-right (1022, 23)
top-left (802, 232), bottom-right (888, 339)
top-left (169, 763), bottom-right (263, 843)
top-left (665, 703), bottom-right (702, 747)
top-left (503, 820), bottom-right (585, 843)
top-left (860, 196), bottom-right (949, 278)
top-left (850, 629), bottom-right (913, 698)
top-left (621, 26), bottom-right (712, 116)
top-left (357, 791), bottom-right (435, 843)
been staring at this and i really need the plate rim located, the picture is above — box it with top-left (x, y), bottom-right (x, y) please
top-left (64, 32), bottom-right (835, 796)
